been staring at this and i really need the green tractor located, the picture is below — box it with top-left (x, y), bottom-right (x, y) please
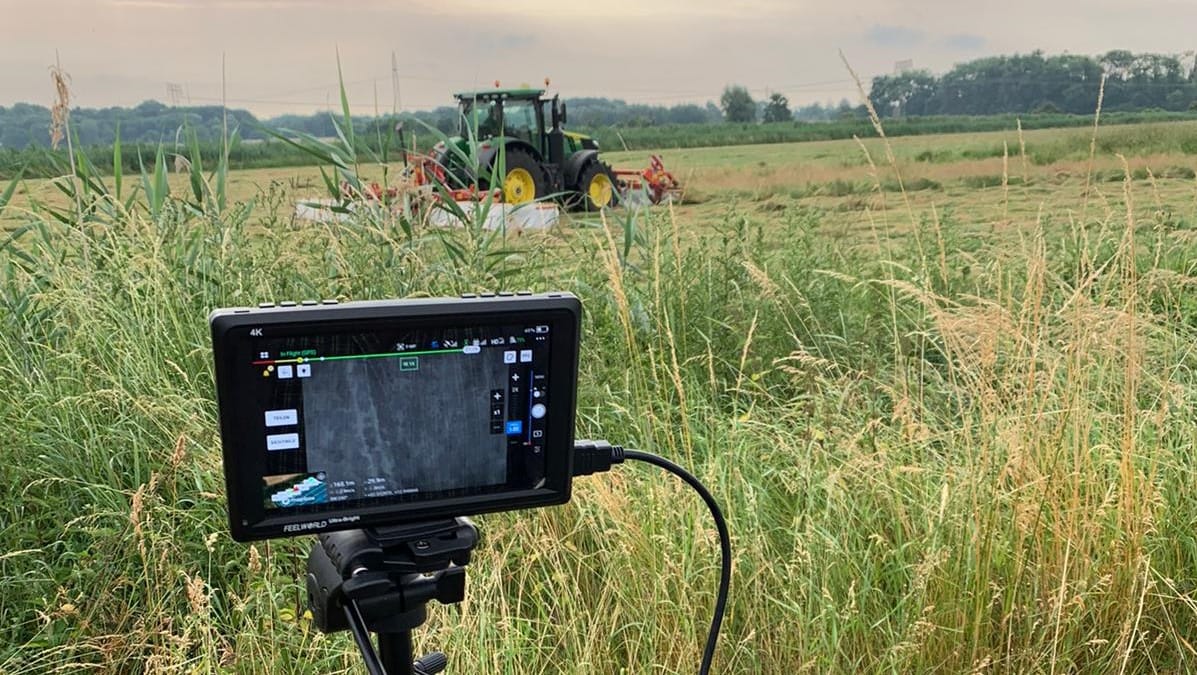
top-left (426, 87), bottom-right (619, 210)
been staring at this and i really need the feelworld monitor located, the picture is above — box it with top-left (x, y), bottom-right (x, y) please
top-left (210, 294), bottom-right (581, 542)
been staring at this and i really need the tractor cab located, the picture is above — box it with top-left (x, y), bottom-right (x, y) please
top-left (456, 90), bottom-right (542, 145)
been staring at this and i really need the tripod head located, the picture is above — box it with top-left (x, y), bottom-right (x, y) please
top-left (306, 519), bottom-right (479, 675)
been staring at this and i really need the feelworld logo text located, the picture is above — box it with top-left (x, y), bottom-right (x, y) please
top-left (283, 520), bottom-right (328, 533)
top-left (282, 515), bottom-right (360, 533)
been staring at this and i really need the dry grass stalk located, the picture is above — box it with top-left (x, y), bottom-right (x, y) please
top-left (1017, 118), bottom-right (1029, 184)
top-left (841, 49), bottom-right (920, 257)
top-left (185, 573), bottom-right (209, 617)
top-left (1002, 140), bottom-right (1010, 220)
top-left (169, 433), bottom-right (186, 472)
top-left (1081, 73), bottom-right (1108, 216)
top-left (247, 545), bottom-right (262, 575)
top-left (49, 53), bottom-right (82, 215)
top-left (1116, 154), bottom-right (1146, 558)
top-left (130, 483), bottom-right (147, 560)
top-left (930, 203), bottom-right (948, 288)
top-left (742, 260), bottom-right (780, 301)
top-left (597, 215), bottom-right (635, 355)
top-left (48, 67), bottom-right (70, 151)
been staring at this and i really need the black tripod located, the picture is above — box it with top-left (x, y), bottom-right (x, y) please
top-left (306, 519), bottom-right (479, 675)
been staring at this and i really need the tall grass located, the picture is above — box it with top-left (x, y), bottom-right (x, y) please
top-left (3, 88), bottom-right (1197, 674)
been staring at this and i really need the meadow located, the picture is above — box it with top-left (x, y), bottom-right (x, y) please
top-left (3, 113), bottom-right (1197, 673)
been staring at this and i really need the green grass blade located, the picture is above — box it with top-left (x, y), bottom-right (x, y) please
top-left (216, 127), bottom-right (238, 213)
top-left (137, 148), bottom-right (151, 213)
top-left (155, 145), bottom-right (169, 209)
top-left (186, 126), bottom-right (206, 205)
top-left (318, 166), bottom-right (339, 199)
top-left (138, 145), bottom-right (169, 219)
top-left (112, 123), bottom-right (123, 201)
top-left (72, 138), bottom-right (108, 199)
top-left (336, 49), bottom-right (355, 152)
top-left (0, 166), bottom-right (23, 218)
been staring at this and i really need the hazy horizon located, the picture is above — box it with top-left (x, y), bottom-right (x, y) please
top-left (4, 0), bottom-right (1197, 117)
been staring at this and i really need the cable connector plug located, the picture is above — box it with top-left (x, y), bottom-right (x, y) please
top-left (572, 439), bottom-right (625, 477)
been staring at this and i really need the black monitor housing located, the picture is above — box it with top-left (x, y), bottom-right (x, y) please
top-left (210, 293), bottom-right (581, 542)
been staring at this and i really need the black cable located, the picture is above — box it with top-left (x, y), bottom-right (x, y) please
top-left (623, 450), bottom-right (731, 675)
top-left (573, 440), bottom-right (731, 675)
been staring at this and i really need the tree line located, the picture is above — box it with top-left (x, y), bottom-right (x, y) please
top-left (0, 98), bottom-right (733, 149)
top-left (3, 49), bottom-right (1197, 151)
top-left (0, 93), bottom-right (840, 150)
top-left (0, 100), bottom-right (260, 150)
top-left (869, 50), bottom-right (1197, 117)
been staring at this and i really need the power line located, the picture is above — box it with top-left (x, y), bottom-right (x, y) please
top-left (185, 96), bottom-right (451, 112)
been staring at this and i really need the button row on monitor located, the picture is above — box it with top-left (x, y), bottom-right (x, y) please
top-left (255, 300), bottom-right (339, 308)
top-left (266, 433), bottom-right (300, 451)
top-left (265, 409), bottom-right (298, 427)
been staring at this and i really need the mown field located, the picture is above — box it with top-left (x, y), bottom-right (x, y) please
top-left (3, 117), bottom-right (1197, 673)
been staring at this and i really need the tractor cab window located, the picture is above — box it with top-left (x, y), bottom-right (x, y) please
top-left (501, 100), bottom-right (538, 144)
top-left (460, 98), bottom-right (538, 143)
top-left (461, 99), bottom-right (504, 139)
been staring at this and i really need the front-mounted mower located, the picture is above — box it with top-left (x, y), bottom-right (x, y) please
top-left (405, 86), bottom-right (682, 211)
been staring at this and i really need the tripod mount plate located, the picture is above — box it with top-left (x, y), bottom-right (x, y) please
top-left (306, 519), bottom-right (478, 674)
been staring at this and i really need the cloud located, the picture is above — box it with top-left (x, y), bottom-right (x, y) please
top-left (865, 24), bottom-right (926, 48)
top-left (942, 33), bottom-right (986, 50)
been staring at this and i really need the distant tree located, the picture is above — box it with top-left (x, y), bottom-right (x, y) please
top-left (868, 70), bottom-right (937, 117)
top-left (836, 99), bottom-right (859, 119)
top-left (762, 93), bottom-right (791, 123)
top-left (793, 102), bottom-right (832, 122)
top-left (864, 50), bottom-right (1197, 116)
top-left (666, 103), bottom-right (709, 124)
top-left (720, 85), bottom-right (756, 123)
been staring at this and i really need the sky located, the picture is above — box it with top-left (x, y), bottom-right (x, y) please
top-left (3, 0), bottom-right (1197, 118)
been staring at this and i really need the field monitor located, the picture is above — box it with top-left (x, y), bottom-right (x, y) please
top-left (209, 293), bottom-right (581, 541)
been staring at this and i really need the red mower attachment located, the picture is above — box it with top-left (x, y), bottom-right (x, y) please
top-left (344, 151), bottom-right (682, 211)
top-left (612, 155), bottom-right (684, 205)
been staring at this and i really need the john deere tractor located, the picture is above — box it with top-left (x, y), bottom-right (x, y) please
top-left (426, 87), bottom-right (618, 210)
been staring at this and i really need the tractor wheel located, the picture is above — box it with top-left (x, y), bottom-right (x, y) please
top-left (571, 161), bottom-right (619, 211)
top-left (498, 149), bottom-right (545, 205)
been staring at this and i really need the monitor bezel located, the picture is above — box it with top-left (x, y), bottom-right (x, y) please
top-left (210, 294), bottom-right (581, 542)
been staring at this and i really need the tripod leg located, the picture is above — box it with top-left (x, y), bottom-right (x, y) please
top-left (377, 631), bottom-right (415, 675)
top-left (344, 600), bottom-right (386, 675)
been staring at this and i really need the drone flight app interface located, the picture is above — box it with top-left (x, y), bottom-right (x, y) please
top-left (244, 321), bottom-right (553, 514)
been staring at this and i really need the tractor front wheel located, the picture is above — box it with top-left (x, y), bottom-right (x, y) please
top-left (571, 161), bottom-right (619, 211)
top-left (499, 149), bottom-right (545, 204)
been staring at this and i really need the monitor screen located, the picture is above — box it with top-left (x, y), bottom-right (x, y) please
top-left (255, 323), bottom-right (552, 510)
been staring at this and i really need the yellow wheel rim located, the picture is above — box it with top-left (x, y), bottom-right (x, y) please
top-left (503, 167), bottom-right (536, 204)
top-left (588, 172), bottom-right (613, 207)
